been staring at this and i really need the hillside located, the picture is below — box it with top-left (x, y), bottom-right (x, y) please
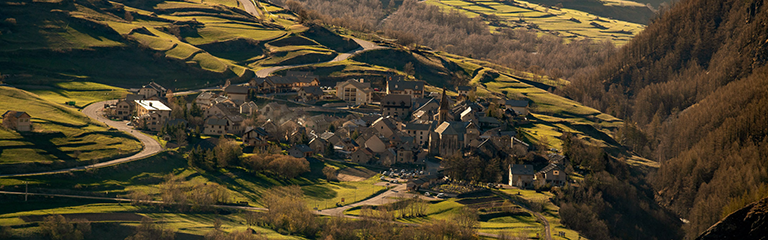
top-left (426, 0), bottom-right (647, 45)
top-left (0, 0), bottom-right (358, 91)
top-left (562, 0), bottom-right (768, 237)
top-left (0, 86), bottom-right (141, 173)
top-left (696, 195), bottom-right (768, 240)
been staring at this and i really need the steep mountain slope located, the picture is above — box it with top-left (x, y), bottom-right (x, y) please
top-left (0, 0), bottom-right (358, 90)
top-left (562, 0), bottom-right (768, 237)
top-left (696, 195), bottom-right (768, 240)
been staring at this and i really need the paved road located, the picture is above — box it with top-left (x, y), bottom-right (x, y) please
top-left (237, 0), bottom-right (261, 18)
top-left (0, 101), bottom-right (163, 178)
top-left (254, 38), bottom-right (386, 78)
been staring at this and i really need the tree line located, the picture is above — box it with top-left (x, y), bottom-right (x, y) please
top-left (561, 0), bottom-right (768, 237)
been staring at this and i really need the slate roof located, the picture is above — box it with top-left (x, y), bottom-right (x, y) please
top-left (293, 144), bottom-right (314, 153)
top-left (381, 94), bottom-right (412, 107)
top-left (2, 110), bottom-right (30, 118)
top-left (336, 79), bottom-right (373, 93)
top-left (387, 79), bottom-right (424, 92)
top-left (505, 100), bottom-right (529, 107)
top-left (301, 86), bottom-right (323, 96)
top-left (225, 85), bottom-right (250, 94)
top-left (206, 117), bottom-right (228, 126)
top-left (509, 164), bottom-right (535, 175)
top-left (144, 82), bottom-right (166, 92)
top-left (197, 91), bottom-right (217, 100)
top-left (404, 122), bottom-right (431, 131)
top-left (539, 163), bottom-right (564, 174)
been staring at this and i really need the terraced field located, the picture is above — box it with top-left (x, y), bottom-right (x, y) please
top-left (426, 0), bottom-right (646, 45)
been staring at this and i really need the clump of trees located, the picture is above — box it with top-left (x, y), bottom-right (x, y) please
top-left (254, 186), bottom-right (319, 236)
top-left (125, 217), bottom-right (176, 240)
top-left (186, 136), bottom-right (243, 171)
top-left (39, 215), bottom-right (91, 240)
top-left (443, 154), bottom-right (509, 184)
top-left (129, 174), bottom-right (230, 212)
top-left (242, 153), bottom-right (310, 179)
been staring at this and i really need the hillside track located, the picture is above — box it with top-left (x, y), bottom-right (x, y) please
top-left (0, 100), bottom-right (163, 178)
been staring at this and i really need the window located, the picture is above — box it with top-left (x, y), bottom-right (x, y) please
top-left (553, 170), bottom-right (560, 175)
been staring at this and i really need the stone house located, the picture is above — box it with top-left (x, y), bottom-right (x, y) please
top-left (386, 77), bottom-right (425, 99)
top-left (240, 101), bottom-right (258, 115)
top-left (404, 122), bottom-right (432, 147)
top-left (224, 85), bottom-right (250, 105)
top-left (535, 163), bottom-right (566, 187)
top-left (134, 100), bottom-right (171, 132)
top-left (350, 148), bottom-right (374, 164)
top-left (138, 82), bottom-right (167, 99)
top-left (289, 144), bottom-right (314, 158)
top-left (204, 117), bottom-right (228, 136)
top-left (298, 86), bottom-right (323, 102)
top-left (2, 110), bottom-right (31, 131)
top-left (505, 100), bottom-right (529, 116)
top-left (309, 137), bottom-right (328, 154)
top-left (335, 79), bottom-right (373, 105)
top-left (508, 164), bottom-right (535, 188)
top-left (381, 94), bottom-right (412, 120)
top-left (243, 127), bottom-right (269, 147)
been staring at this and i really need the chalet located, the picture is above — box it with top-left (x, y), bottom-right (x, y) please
top-left (224, 85), bottom-right (250, 104)
top-left (535, 163), bottom-right (566, 187)
top-left (289, 144), bottom-right (314, 158)
top-left (381, 94), bottom-right (412, 120)
top-left (350, 148), bottom-right (374, 164)
top-left (298, 86), bottom-right (323, 102)
top-left (204, 117), bottom-right (228, 136)
top-left (134, 100), bottom-right (171, 131)
top-left (2, 110), bottom-right (31, 131)
top-left (370, 117), bottom-right (400, 138)
top-left (364, 135), bottom-right (388, 153)
top-left (456, 85), bottom-right (475, 97)
top-left (240, 101), bottom-right (258, 115)
top-left (138, 82), bottom-right (167, 99)
top-left (309, 137), bottom-right (328, 153)
top-left (505, 100), bottom-right (529, 116)
top-left (243, 127), bottom-right (269, 147)
top-left (404, 122), bottom-right (432, 147)
top-left (509, 164), bottom-right (535, 188)
top-left (459, 107), bottom-right (478, 123)
top-left (386, 77), bottom-right (425, 99)
top-left (195, 91), bottom-right (218, 107)
top-left (335, 79), bottom-right (373, 105)
top-left (110, 99), bottom-right (134, 120)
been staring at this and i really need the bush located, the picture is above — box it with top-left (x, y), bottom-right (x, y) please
top-left (39, 215), bottom-right (90, 240)
top-left (242, 154), bottom-right (310, 179)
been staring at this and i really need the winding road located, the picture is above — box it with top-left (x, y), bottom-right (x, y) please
top-left (0, 100), bottom-right (163, 178)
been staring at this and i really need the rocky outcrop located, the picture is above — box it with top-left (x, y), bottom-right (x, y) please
top-left (696, 197), bottom-right (768, 240)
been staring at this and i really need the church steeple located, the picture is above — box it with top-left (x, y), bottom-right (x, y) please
top-left (437, 88), bottom-right (449, 123)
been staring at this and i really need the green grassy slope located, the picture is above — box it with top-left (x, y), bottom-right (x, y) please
top-left (425, 0), bottom-right (647, 46)
top-left (0, 86), bottom-right (141, 172)
top-left (0, 0), bottom-right (357, 90)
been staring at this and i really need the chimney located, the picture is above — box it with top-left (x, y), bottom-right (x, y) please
top-left (149, 102), bottom-right (153, 107)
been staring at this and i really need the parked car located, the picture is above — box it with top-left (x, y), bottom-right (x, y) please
top-left (436, 193), bottom-right (445, 198)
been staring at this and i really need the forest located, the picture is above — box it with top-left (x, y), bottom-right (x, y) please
top-left (562, 0), bottom-right (768, 237)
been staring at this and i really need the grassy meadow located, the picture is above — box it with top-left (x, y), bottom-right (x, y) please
top-left (426, 0), bottom-right (646, 46)
top-left (0, 87), bottom-right (141, 171)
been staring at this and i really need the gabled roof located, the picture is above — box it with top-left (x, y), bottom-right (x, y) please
top-left (292, 144), bottom-right (314, 153)
top-left (144, 82), bottom-right (166, 92)
top-left (539, 163), bottom-right (564, 174)
top-left (381, 94), bottom-right (412, 107)
top-left (387, 79), bottom-right (424, 92)
top-left (404, 122), bottom-right (431, 131)
top-left (245, 127), bottom-right (269, 136)
top-left (509, 164), bottom-right (535, 175)
top-left (225, 85), bottom-right (249, 94)
top-left (319, 131), bottom-right (336, 140)
top-left (505, 100), bottom-right (529, 107)
top-left (336, 79), bottom-right (373, 93)
top-left (125, 94), bottom-right (144, 102)
top-left (206, 117), bottom-right (228, 126)
top-left (301, 86), bottom-right (323, 96)
top-left (2, 110), bottom-right (30, 119)
top-left (135, 100), bottom-right (171, 111)
top-left (371, 116), bottom-right (399, 131)
top-left (309, 137), bottom-right (326, 145)
top-left (241, 101), bottom-right (258, 109)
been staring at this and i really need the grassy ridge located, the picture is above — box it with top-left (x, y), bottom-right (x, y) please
top-left (426, 0), bottom-right (646, 46)
top-left (0, 86), bottom-right (141, 168)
